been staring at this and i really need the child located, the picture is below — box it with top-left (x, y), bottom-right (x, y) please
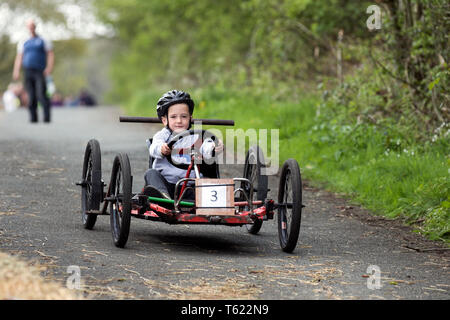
top-left (144, 90), bottom-right (223, 200)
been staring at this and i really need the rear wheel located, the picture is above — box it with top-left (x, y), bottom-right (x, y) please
top-left (109, 153), bottom-right (132, 248)
top-left (243, 145), bottom-right (268, 234)
top-left (81, 139), bottom-right (102, 229)
top-left (277, 159), bottom-right (302, 253)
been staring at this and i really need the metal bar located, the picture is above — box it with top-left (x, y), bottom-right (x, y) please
top-left (196, 183), bottom-right (235, 187)
top-left (100, 179), bottom-right (112, 215)
top-left (75, 180), bottom-right (86, 187)
top-left (147, 196), bottom-right (194, 207)
top-left (119, 116), bottom-right (234, 126)
top-left (174, 178), bottom-right (197, 211)
top-left (179, 163), bottom-right (194, 201)
top-left (193, 164), bottom-right (201, 179)
top-left (233, 178), bottom-right (253, 212)
top-left (234, 200), bottom-right (263, 207)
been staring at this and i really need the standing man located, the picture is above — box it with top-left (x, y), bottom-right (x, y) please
top-left (13, 19), bottom-right (54, 123)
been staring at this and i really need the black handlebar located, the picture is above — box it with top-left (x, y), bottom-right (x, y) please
top-left (119, 116), bottom-right (234, 126)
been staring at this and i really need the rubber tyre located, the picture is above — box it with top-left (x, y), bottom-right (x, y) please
top-left (109, 153), bottom-right (132, 248)
top-left (81, 139), bottom-right (102, 229)
top-left (277, 159), bottom-right (302, 253)
top-left (243, 145), bottom-right (268, 234)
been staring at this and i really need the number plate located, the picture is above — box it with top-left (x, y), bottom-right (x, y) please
top-left (195, 179), bottom-right (235, 216)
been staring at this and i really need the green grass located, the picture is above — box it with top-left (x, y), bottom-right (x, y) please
top-left (124, 87), bottom-right (450, 242)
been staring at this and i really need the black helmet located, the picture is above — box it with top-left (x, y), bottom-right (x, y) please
top-left (156, 90), bottom-right (194, 120)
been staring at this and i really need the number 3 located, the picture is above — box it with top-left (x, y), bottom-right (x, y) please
top-left (210, 190), bottom-right (217, 202)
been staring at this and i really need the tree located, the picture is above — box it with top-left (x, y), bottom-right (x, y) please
top-left (1, 0), bottom-right (66, 23)
top-left (373, 0), bottom-right (449, 126)
top-left (0, 35), bottom-right (16, 92)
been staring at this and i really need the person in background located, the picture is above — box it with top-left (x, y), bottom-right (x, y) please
top-left (2, 83), bottom-right (21, 113)
top-left (78, 89), bottom-right (97, 107)
top-left (64, 94), bottom-right (79, 107)
top-left (51, 92), bottom-right (64, 107)
top-left (13, 19), bottom-right (54, 123)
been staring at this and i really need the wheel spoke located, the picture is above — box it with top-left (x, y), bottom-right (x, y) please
top-left (244, 148), bottom-right (266, 235)
top-left (285, 170), bottom-right (293, 236)
top-left (115, 167), bottom-right (122, 225)
top-left (86, 157), bottom-right (93, 197)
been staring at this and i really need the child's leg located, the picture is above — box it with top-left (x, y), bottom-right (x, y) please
top-left (144, 169), bottom-right (196, 200)
top-left (144, 169), bottom-right (172, 198)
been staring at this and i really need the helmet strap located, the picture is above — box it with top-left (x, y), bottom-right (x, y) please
top-left (165, 120), bottom-right (173, 133)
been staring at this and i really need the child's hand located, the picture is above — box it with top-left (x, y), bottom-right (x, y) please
top-left (215, 139), bottom-right (224, 154)
top-left (161, 143), bottom-right (171, 156)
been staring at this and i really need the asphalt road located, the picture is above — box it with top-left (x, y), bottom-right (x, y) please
top-left (0, 106), bottom-right (448, 300)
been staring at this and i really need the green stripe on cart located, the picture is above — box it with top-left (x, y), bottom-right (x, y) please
top-left (147, 196), bottom-right (195, 207)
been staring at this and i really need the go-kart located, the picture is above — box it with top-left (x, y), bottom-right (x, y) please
top-left (77, 116), bottom-right (304, 253)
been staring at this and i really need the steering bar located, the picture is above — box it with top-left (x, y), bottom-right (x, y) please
top-left (119, 116), bottom-right (234, 126)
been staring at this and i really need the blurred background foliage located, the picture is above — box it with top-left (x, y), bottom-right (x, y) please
top-left (93, 0), bottom-right (375, 99)
top-left (92, 0), bottom-right (448, 132)
top-left (2, 0), bottom-right (447, 125)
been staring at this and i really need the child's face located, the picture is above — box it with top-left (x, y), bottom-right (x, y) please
top-left (162, 103), bottom-right (191, 133)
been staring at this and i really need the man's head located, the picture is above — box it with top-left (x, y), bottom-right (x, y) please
top-left (26, 19), bottom-right (37, 36)
top-left (156, 90), bottom-right (194, 132)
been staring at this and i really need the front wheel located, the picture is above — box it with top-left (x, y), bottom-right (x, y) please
top-left (109, 153), bottom-right (132, 248)
top-left (81, 139), bottom-right (102, 229)
top-left (277, 159), bottom-right (302, 253)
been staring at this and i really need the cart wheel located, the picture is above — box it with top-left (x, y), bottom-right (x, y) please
top-left (277, 159), bottom-right (302, 253)
top-left (243, 145), bottom-right (268, 234)
top-left (81, 139), bottom-right (102, 229)
top-left (109, 153), bottom-right (132, 248)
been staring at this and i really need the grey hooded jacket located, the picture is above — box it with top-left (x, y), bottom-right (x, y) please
top-left (147, 128), bottom-right (215, 184)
